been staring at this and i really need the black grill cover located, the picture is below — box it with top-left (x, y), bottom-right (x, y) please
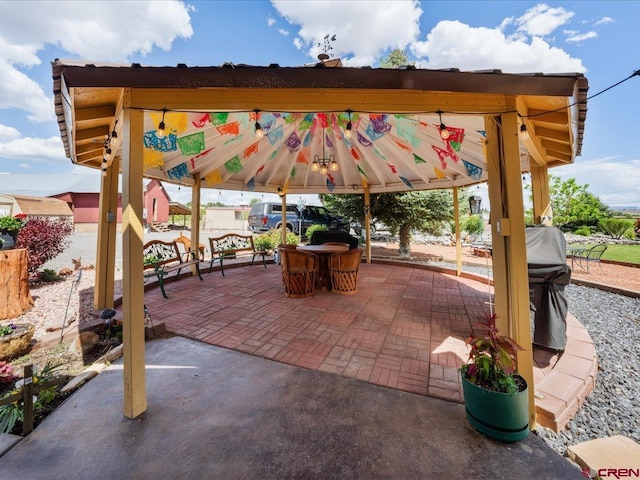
top-left (526, 226), bottom-right (571, 351)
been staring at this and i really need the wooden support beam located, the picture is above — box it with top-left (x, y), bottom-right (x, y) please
top-left (364, 185), bottom-right (371, 263)
top-left (535, 126), bottom-right (569, 143)
top-left (546, 149), bottom-right (572, 163)
top-left (121, 94), bottom-right (147, 419)
top-left (75, 126), bottom-right (109, 142)
top-left (94, 155), bottom-right (119, 309)
top-left (75, 105), bottom-right (116, 122)
top-left (527, 109), bottom-right (568, 125)
top-left (541, 138), bottom-right (572, 155)
top-left (453, 188), bottom-right (462, 277)
top-left (485, 106), bottom-right (536, 429)
top-left (531, 165), bottom-right (551, 225)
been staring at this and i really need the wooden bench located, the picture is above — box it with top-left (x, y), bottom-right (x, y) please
top-left (208, 234), bottom-right (267, 276)
top-left (143, 240), bottom-right (203, 298)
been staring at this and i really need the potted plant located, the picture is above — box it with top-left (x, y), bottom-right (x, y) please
top-left (0, 214), bottom-right (26, 249)
top-left (460, 313), bottom-right (530, 442)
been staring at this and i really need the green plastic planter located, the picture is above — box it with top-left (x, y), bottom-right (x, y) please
top-left (461, 373), bottom-right (530, 443)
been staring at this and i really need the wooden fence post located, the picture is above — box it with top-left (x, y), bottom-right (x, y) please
top-left (22, 364), bottom-right (34, 435)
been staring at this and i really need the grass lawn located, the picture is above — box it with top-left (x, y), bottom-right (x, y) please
top-left (601, 243), bottom-right (640, 264)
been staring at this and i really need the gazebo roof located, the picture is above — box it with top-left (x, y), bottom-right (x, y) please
top-left (52, 59), bottom-right (587, 195)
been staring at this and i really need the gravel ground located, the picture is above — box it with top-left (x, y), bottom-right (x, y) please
top-left (534, 284), bottom-right (640, 455)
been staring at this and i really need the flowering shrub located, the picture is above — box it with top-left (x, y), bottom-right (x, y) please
top-left (460, 313), bottom-right (524, 394)
top-left (15, 217), bottom-right (73, 279)
top-left (0, 362), bottom-right (17, 384)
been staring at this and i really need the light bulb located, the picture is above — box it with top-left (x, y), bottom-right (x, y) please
top-left (110, 131), bottom-right (118, 146)
top-left (255, 122), bottom-right (264, 139)
top-left (345, 121), bottom-right (352, 139)
top-left (440, 124), bottom-right (450, 140)
top-left (157, 121), bottom-right (166, 138)
top-left (311, 160), bottom-right (320, 172)
top-left (320, 163), bottom-right (328, 175)
top-left (329, 160), bottom-right (339, 172)
top-left (520, 124), bottom-right (530, 140)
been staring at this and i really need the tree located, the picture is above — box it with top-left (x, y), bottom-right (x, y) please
top-left (16, 217), bottom-right (73, 278)
top-left (547, 175), bottom-right (611, 231)
top-left (320, 191), bottom-right (453, 257)
top-left (380, 49), bottom-right (415, 68)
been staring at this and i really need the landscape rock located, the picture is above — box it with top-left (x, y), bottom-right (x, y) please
top-left (72, 331), bottom-right (100, 355)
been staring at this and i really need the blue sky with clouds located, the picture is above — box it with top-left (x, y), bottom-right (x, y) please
top-left (0, 1), bottom-right (638, 208)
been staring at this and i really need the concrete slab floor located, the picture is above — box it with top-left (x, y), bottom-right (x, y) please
top-left (0, 336), bottom-right (584, 480)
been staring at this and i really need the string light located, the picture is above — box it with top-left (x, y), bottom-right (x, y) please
top-left (110, 129), bottom-right (118, 147)
top-left (254, 110), bottom-right (264, 139)
top-left (437, 110), bottom-right (450, 140)
top-left (520, 124), bottom-right (530, 140)
top-left (345, 110), bottom-right (352, 139)
top-left (156, 109), bottom-right (167, 138)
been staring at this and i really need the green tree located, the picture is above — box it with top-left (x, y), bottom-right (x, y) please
top-left (249, 197), bottom-right (261, 207)
top-left (547, 175), bottom-right (611, 231)
top-left (320, 191), bottom-right (453, 257)
top-left (380, 48), bottom-right (415, 68)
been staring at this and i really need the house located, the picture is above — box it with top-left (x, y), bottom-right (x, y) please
top-left (0, 174), bottom-right (172, 230)
top-left (0, 193), bottom-right (73, 221)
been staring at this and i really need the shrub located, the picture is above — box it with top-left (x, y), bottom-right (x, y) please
top-left (462, 214), bottom-right (484, 235)
top-left (38, 269), bottom-right (61, 283)
top-left (573, 225), bottom-right (592, 236)
top-left (598, 218), bottom-right (633, 240)
top-left (254, 229), bottom-right (299, 255)
top-left (305, 224), bottom-right (328, 240)
top-left (15, 217), bottom-right (73, 279)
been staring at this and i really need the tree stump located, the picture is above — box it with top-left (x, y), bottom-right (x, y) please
top-left (0, 248), bottom-right (33, 319)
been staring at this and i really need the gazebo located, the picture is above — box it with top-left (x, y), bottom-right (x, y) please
top-left (52, 57), bottom-right (588, 425)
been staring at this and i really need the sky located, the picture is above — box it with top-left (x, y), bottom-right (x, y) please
top-left (0, 0), bottom-right (639, 209)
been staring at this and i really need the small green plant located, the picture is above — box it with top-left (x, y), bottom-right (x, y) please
top-left (0, 214), bottom-right (26, 232)
top-left (0, 323), bottom-right (16, 337)
top-left (0, 361), bottom-right (65, 434)
top-left (462, 214), bottom-right (484, 235)
top-left (460, 313), bottom-right (524, 395)
top-left (573, 225), bottom-right (592, 236)
top-left (305, 224), bottom-right (328, 240)
top-left (38, 269), bottom-right (61, 283)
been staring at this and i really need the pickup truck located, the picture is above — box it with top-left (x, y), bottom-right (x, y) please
top-left (247, 202), bottom-right (348, 236)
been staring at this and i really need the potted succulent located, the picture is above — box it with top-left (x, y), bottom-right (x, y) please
top-left (460, 313), bottom-right (530, 442)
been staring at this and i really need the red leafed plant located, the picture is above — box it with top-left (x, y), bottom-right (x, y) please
top-left (15, 217), bottom-right (73, 279)
top-left (460, 313), bottom-right (525, 394)
top-left (0, 361), bottom-right (17, 384)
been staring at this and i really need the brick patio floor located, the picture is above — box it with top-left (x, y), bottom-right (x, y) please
top-left (143, 261), bottom-right (496, 404)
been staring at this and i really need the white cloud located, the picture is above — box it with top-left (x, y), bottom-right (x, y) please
top-left (278, 29), bottom-right (290, 37)
top-left (553, 157), bottom-right (640, 207)
top-left (0, 135), bottom-right (66, 162)
top-left (595, 16), bottom-right (615, 26)
top-left (267, 16), bottom-right (276, 27)
top-left (272, 0), bottom-right (422, 66)
top-left (0, 1), bottom-right (193, 122)
top-left (515, 4), bottom-right (574, 37)
top-left (566, 31), bottom-right (597, 43)
top-left (0, 124), bottom-right (21, 141)
top-left (410, 21), bottom-right (585, 73)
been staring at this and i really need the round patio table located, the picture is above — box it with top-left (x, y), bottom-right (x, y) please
top-left (297, 244), bottom-right (349, 290)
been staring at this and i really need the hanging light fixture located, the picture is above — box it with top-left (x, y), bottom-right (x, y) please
top-left (254, 109), bottom-right (264, 139)
top-left (344, 110), bottom-right (353, 139)
top-left (156, 109), bottom-right (167, 138)
top-left (311, 130), bottom-right (338, 174)
top-left (520, 123), bottom-right (530, 140)
top-left (437, 110), bottom-right (450, 140)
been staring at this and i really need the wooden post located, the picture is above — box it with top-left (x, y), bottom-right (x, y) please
top-left (95, 154), bottom-right (120, 309)
top-left (485, 107), bottom-right (536, 429)
top-left (364, 185), bottom-right (371, 263)
top-left (121, 94), bottom-right (147, 419)
top-left (22, 364), bottom-right (34, 435)
top-left (190, 176), bottom-right (201, 273)
top-left (453, 188), bottom-right (462, 276)
top-left (280, 193), bottom-right (287, 244)
top-left (531, 164), bottom-right (552, 225)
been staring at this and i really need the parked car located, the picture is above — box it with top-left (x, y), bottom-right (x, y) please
top-left (247, 202), bottom-right (348, 236)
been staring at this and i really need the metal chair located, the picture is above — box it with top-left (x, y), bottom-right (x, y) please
top-left (279, 248), bottom-right (319, 298)
top-left (328, 248), bottom-right (364, 295)
top-left (584, 243), bottom-right (607, 273)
